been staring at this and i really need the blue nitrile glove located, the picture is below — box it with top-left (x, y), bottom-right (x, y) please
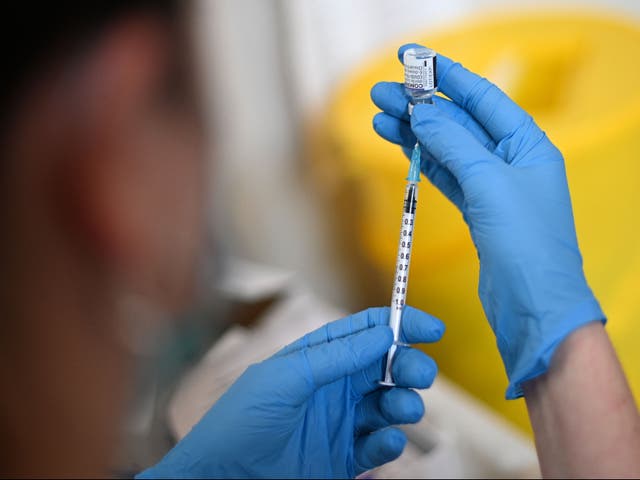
top-left (370, 44), bottom-right (604, 399)
top-left (137, 306), bottom-right (444, 478)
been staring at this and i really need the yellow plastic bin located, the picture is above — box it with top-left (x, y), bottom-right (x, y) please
top-left (313, 11), bottom-right (640, 432)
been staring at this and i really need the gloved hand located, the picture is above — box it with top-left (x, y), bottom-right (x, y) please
top-left (137, 306), bottom-right (444, 478)
top-left (370, 44), bottom-right (604, 399)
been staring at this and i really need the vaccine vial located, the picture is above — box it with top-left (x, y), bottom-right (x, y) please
top-left (403, 47), bottom-right (437, 112)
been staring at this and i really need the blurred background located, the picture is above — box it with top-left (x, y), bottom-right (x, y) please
top-left (129, 0), bottom-right (640, 476)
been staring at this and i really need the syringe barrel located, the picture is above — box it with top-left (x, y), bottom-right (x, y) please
top-left (381, 181), bottom-right (419, 386)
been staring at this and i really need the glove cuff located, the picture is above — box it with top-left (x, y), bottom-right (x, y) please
top-left (504, 297), bottom-right (605, 399)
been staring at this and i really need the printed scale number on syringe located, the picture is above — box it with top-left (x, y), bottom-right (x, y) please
top-left (392, 187), bottom-right (417, 312)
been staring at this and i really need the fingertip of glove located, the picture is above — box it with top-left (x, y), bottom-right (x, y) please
top-left (355, 427), bottom-right (407, 473)
top-left (423, 358), bottom-right (439, 387)
top-left (413, 353), bottom-right (439, 388)
top-left (397, 43), bottom-right (425, 62)
top-left (356, 321), bottom-right (393, 351)
top-left (370, 81), bottom-right (386, 102)
top-left (372, 112), bottom-right (384, 131)
top-left (411, 395), bottom-right (427, 422)
top-left (384, 428), bottom-right (408, 454)
top-left (381, 388), bottom-right (425, 423)
top-left (403, 306), bottom-right (446, 341)
top-left (431, 317), bottom-right (446, 339)
top-left (372, 112), bottom-right (399, 139)
top-left (371, 81), bottom-right (405, 109)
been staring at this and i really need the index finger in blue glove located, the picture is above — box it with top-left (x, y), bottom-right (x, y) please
top-left (370, 81), bottom-right (411, 121)
top-left (398, 43), bottom-right (535, 143)
top-left (286, 325), bottom-right (393, 404)
top-left (275, 307), bottom-right (388, 358)
top-left (371, 83), bottom-right (495, 151)
top-left (277, 306), bottom-right (442, 358)
top-left (398, 306), bottom-right (445, 344)
top-left (373, 111), bottom-right (416, 148)
top-left (411, 103), bottom-right (501, 182)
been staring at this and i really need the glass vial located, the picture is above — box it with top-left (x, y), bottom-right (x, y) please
top-left (403, 47), bottom-right (437, 110)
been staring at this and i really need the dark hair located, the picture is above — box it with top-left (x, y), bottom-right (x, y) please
top-left (1, 1), bottom-right (182, 129)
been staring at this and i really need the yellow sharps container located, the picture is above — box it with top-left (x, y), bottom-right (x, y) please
top-left (314, 11), bottom-right (640, 432)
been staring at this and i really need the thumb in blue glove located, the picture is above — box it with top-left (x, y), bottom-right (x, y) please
top-left (137, 306), bottom-right (444, 478)
top-left (371, 45), bottom-right (604, 399)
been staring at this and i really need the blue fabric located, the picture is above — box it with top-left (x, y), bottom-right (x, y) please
top-left (370, 44), bottom-right (604, 399)
top-left (137, 306), bottom-right (444, 478)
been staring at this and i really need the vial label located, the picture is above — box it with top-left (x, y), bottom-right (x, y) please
top-left (404, 56), bottom-right (436, 91)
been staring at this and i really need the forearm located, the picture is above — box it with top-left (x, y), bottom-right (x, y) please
top-left (523, 321), bottom-right (640, 478)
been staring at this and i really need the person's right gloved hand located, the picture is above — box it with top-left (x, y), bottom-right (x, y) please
top-left (370, 44), bottom-right (605, 399)
top-left (137, 306), bottom-right (443, 479)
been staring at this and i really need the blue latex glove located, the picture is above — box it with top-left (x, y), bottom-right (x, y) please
top-left (370, 44), bottom-right (604, 399)
top-left (137, 306), bottom-right (444, 478)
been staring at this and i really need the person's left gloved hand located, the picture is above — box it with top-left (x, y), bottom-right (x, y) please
top-left (370, 45), bottom-right (604, 399)
top-left (137, 306), bottom-right (444, 479)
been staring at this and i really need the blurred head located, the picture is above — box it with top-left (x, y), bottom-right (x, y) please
top-left (0, 2), bottom-right (207, 475)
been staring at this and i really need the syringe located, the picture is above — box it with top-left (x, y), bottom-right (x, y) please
top-left (380, 144), bottom-right (422, 386)
top-left (380, 46), bottom-right (436, 386)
